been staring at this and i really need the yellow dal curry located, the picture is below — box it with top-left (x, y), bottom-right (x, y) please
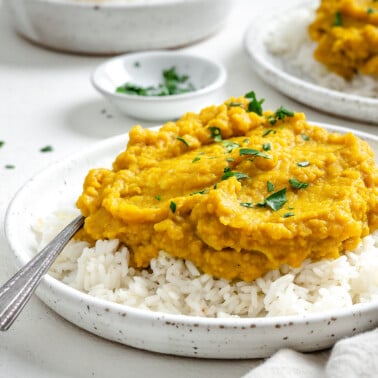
top-left (309, 0), bottom-right (378, 79)
top-left (76, 95), bottom-right (378, 282)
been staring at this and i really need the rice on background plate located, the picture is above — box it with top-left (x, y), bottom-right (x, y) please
top-left (263, 1), bottom-right (378, 98)
top-left (33, 211), bottom-right (378, 318)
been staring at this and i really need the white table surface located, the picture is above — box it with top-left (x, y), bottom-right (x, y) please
top-left (0, 0), bottom-right (376, 377)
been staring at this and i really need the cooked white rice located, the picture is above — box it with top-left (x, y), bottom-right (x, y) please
top-left (33, 212), bottom-right (378, 318)
top-left (264, 2), bottom-right (378, 98)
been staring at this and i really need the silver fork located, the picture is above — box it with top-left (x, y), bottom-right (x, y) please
top-left (0, 215), bottom-right (84, 331)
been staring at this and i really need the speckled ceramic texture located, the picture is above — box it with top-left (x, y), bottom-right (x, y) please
top-left (91, 51), bottom-right (227, 121)
top-left (5, 124), bottom-right (378, 359)
top-left (4, 0), bottom-right (233, 55)
top-left (244, 7), bottom-right (378, 125)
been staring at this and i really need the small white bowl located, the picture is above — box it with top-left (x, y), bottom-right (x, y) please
top-left (91, 51), bottom-right (227, 121)
top-left (4, 0), bottom-right (233, 55)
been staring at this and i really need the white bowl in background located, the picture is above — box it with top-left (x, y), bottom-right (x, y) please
top-left (91, 51), bottom-right (227, 121)
top-left (4, 0), bottom-right (233, 55)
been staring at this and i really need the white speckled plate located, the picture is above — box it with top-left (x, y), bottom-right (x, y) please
top-left (244, 2), bottom-right (378, 125)
top-left (4, 124), bottom-right (378, 359)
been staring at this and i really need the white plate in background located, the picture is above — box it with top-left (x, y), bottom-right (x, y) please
top-left (244, 2), bottom-right (378, 125)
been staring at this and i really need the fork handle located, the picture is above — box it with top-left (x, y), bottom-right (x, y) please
top-left (0, 215), bottom-right (84, 331)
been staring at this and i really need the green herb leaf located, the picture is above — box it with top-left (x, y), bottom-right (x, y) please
top-left (229, 102), bottom-right (242, 107)
top-left (221, 171), bottom-right (249, 181)
top-left (297, 161), bottom-right (310, 167)
top-left (192, 156), bottom-right (201, 163)
top-left (367, 7), bottom-right (375, 14)
top-left (190, 189), bottom-right (209, 196)
top-left (40, 145), bottom-right (53, 153)
top-left (5, 164), bottom-right (15, 169)
top-left (267, 116), bottom-right (277, 125)
top-left (245, 91), bottom-right (264, 116)
top-left (301, 134), bottom-right (310, 141)
top-left (262, 129), bottom-right (276, 137)
top-left (289, 178), bottom-right (309, 189)
top-left (262, 143), bottom-right (271, 151)
top-left (170, 201), bottom-right (176, 213)
top-left (222, 140), bottom-right (240, 153)
top-left (240, 202), bottom-right (254, 208)
top-left (0, 141), bottom-right (4, 148)
top-left (267, 181), bottom-right (275, 192)
top-left (267, 106), bottom-right (294, 124)
top-left (209, 127), bottom-right (222, 142)
top-left (226, 157), bottom-right (234, 162)
top-left (333, 11), bottom-right (342, 26)
top-left (265, 188), bottom-right (287, 211)
top-left (283, 212), bottom-right (295, 218)
top-left (274, 106), bottom-right (294, 120)
top-left (239, 148), bottom-right (271, 159)
top-left (155, 195), bottom-right (162, 201)
top-left (176, 136), bottom-right (189, 147)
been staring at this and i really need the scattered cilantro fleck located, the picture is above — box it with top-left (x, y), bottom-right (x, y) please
top-left (267, 181), bottom-right (275, 192)
top-left (176, 136), bottom-right (189, 147)
top-left (265, 188), bottom-right (287, 211)
top-left (213, 183), bottom-right (218, 189)
top-left (222, 140), bottom-right (240, 152)
top-left (333, 11), bottom-right (342, 26)
top-left (5, 164), bottom-right (15, 169)
top-left (40, 145), bottom-right (53, 153)
top-left (267, 115), bottom-right (277, 125)
top-left (229, 102), bottom-right (242, 107)
top-left (289, 178), bottom-right (309, 189)
top-left (297, 161), bottom-right (310, 167)
top-left (134, 61), bottom-right (140, 67)
top-left (190, 189), bottom-right (208, 196)
top-left (256, 202), bottom-right (267, 208)
top-left (263, 143), bottom-right (271, 151)
top-left (245, 91), bottom-right (264, 116)
top-left (192, 156), bottom-right (201, 163)
top-left (275, 106), bottom-right (294, 120)
top-left (239, 148), bottom-right (271, 159)
top-left (240, 202), bottom-right (254, 208)
top-left (221, 171), bottom-right (249, 181)
top-left (224, 166), bottom-right (231, 173)
top-left (155, 195), bottom-right (162, 201)
top-left (283, 212), bottom-right (295, 218)
top-left (0, 141), bottom-right (4, 148)
top-left (170, 201), bottom-right (176, 213)
top-left (267, 106), bottom-right (294, 124)
top-left (209, 127), bottom-right (222, 142)
top-left (226, 157), bottom-right (235, 162)
top-left (367, 7), bottom-right (375, 14)
top-left (301, 134), bottom-right (310, 141)
top-left (262, 129), bottom-right (276, 137)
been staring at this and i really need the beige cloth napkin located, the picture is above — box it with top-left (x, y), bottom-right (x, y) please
top-left (243, 329), bottom-right (378, 378)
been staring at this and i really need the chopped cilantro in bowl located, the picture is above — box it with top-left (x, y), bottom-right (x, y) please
top-left (116, 67), bottom-right (196, 97)
top-left (91, 51), bottom-right (227, 121)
